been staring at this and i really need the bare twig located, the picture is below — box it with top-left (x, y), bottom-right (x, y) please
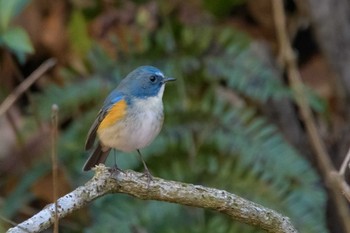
top-left (334, 146), bottom-right (350, 202)
top-left (0, 58), bottom-right (56, 117)
top-left (272, 0), bottom-right (350, 232)
top-left (0, 216), bottom-right (18, 229)
top-left (339, 147), bottom-right (350, 176)
top-left (6, 166), bottom-right (298, 233)
top-left (0, 216), bottom-right (30, 233)
top-left (329, 172), bottom-right (350, 202)
top-left (51, 104), bottom-right (59, 233)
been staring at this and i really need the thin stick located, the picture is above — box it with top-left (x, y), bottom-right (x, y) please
top-left (0, 58), bottom-right (56, 117)
top-left (272, 0), bottom-right (350, 232)
top-left (0, 216), bottom-right (30, 233)
top-left (340, 147), bottom-right (350, 176)
top-left (51, 104), bottom-right (59, 233)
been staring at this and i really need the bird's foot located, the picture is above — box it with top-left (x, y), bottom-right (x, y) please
top-left (139, 169), bottom-right (154, 188)
top-left (108, 165), bottom-right (125, 174)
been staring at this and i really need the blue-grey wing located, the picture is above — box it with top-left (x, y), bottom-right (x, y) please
top-left (84, 90), bottom-right (125, 150)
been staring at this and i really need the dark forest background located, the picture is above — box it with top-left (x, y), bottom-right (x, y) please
top-left (1, 0), bottom-right (350, 232)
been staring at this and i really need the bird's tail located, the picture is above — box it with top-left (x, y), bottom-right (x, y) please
top-left (83, 144), bottom-right (111, 171)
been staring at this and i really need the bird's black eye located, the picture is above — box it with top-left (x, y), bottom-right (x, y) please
top-left (149, 75), bottom-right (157, 82)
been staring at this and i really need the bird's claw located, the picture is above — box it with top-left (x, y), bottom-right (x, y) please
top-left (139, 169), bottom-right (153, 187)
top-left (108, 165), bottom-right (125, 174)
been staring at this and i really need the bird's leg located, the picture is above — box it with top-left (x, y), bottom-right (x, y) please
top-left (113, 149), bottom-right (117, 167)
top-left (109, 149), bottom-right (124, 173)
top-left (137, 149), bottom-right (153, 185)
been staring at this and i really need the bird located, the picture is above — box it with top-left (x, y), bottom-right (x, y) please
top-left (83, 66), bottom-right (175, 180)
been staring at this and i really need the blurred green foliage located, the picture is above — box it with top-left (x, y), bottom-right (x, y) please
top-left (3, 1), bottom-right (328, 233)
top-left (0, 0), bottom-right (33, 63)
top-left (203, 0), bottom-right (246, 17)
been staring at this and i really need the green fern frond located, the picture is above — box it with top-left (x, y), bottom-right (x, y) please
top-left (32, 78), bottom-right (109, 121)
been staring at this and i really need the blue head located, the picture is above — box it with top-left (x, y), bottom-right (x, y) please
top-left (118, 66), bottom-right (175, 99)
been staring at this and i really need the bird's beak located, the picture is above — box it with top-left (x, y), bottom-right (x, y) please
top-left (162, 77), bottom-right (176, 83)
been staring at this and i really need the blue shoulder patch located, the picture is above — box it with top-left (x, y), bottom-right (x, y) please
top-left (102, 90), bottom-right (125, 112)
top-left (110, 95), bottom-right (123, 103)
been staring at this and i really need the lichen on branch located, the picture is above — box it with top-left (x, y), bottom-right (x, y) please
top-left (7, 165), bottom-right (298, 233)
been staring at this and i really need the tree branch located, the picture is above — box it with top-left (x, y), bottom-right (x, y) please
top-left (0, 58), bottom-right (56, 117)
top-left (272, 0), bottom-right (350, 232)
top-left (7, 165), bottom-right (298, 233)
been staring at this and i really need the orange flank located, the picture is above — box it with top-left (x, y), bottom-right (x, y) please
top-left (98, 99), bottom-right (127, 130)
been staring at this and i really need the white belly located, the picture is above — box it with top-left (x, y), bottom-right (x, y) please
top-left (98, 96), bottom-right (164, 152)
